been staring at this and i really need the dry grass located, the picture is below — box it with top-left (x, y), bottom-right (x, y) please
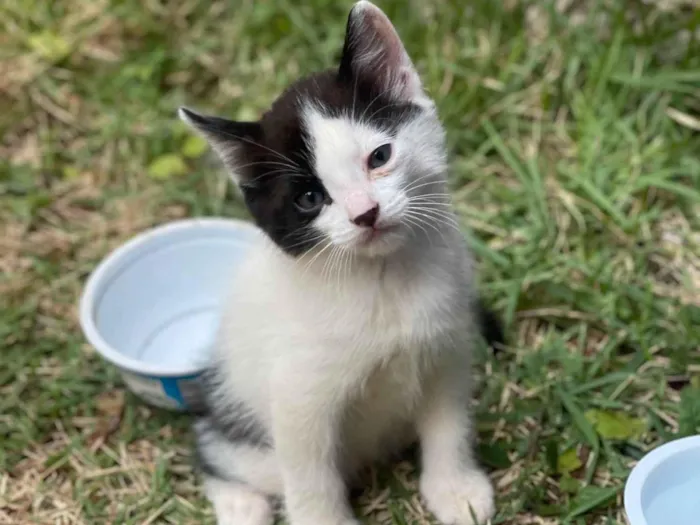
top-left (2, 0), bottom-right (699, 524)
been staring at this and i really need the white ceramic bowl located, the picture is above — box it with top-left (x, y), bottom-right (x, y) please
top-left (79, 218), bottom-right (257, 410)
top-left (624, 435), bottom-right (700, 525)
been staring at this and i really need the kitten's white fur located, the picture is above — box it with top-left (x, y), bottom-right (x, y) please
top-left (204, 220), bottom-right (495, 525)
top-left (200, 105), bottom-right (495, 523)
top-left (191, 3), bottom-right (495, 524)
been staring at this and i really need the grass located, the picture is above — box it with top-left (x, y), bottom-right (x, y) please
top-left (1, 0), bottom-right (699, 523)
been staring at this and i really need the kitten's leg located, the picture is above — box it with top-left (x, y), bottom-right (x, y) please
top-left (417, 361), bottom-right (495, 525)
top-left (195, 419), bottom-right (281, 525)
top-left (271, 366), bottom-right (359, 525)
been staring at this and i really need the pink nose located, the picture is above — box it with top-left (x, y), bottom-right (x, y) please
top-left (352, 205), bottom-right (380, 227)
top-left (345, 191), bottom-right (379, 228)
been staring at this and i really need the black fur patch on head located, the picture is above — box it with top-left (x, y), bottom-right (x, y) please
top-left (180, 106), bottom-right (327, 256)
top-left (181, 70), bottom-right (421, 256)
top-left (181, 2), bottom-right (424, 256)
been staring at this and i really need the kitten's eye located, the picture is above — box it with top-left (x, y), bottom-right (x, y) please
top-left (295, 190), bottom-right (325, 213)
top-left (368, 144), bottom-right (392, 169)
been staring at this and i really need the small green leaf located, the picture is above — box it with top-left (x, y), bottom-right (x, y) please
top-left (181, 135), bottom-right (208, 158)
top-left (557, 448), bottom-right (583, 474)
top-left (28, 31), bottom-right (70, 61)
top-left (62, 166), bottom-right (80, 179)
top-left (148, 154), bottom-right (187, 180)
top-left (585, 409), bottom-right (646, 440)
top-left (559, 474), bottom-right (580, 494)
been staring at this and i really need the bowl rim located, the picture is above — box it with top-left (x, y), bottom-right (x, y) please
top-left (79, 217), bottom-right (257, 377)
top-left (624, 435), bottom-right (700, 525)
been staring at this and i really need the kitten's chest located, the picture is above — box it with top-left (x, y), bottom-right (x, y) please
top-left (342, 351), bottom-right (426, 466)
top-left (360, 351), bottom-right (426, 410)
top-left (319, 268), bottom-right (464, 348)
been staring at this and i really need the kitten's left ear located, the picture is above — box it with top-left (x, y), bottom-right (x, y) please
top-left (178, 107), bottom-right (262, 183)
top-left (338, 1), bottom-right (426, 104)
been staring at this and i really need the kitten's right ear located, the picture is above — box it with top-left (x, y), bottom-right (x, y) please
top-left (338, 2), bottom-right (425, 104)
top-left (178, 107), bottom-right (262, 182)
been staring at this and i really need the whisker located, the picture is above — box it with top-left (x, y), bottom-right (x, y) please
top-left (413, 215), bottom-right (462, 237)
top-left (282, 227), bottom-right (312, 241)
top-left (404, 179), bottom-right (446, 194)
top-left (382, 193), bottom-right (407, 211)
top-left (234, 159), bottom-right (302, 172)
top-left (326, 246), bottom-right (341, 284)
top-left (335, 247), bottom-right (347, 291)
top-left (401, 218), bottom-right (418, 237)
top-left (409, 206), bottom-right (461, 226)
top-left (234, 137), bottom-right (301, 170)
top-left (299, 240), bottom-right (334, 279)
top-left (343, 250), bottom-right (356, 290)
top-left (407, 192), bottom-right (452, 200)
top-left (323, 244), bottom-right (342, 284)
top-left (404, 211), bottom-right (450, 244)
top-left (407, 199), bottom-right (452, 208)
top-left (411, 204), bottom-right (460, 217)
top-left (406, 207), bottom-right (461, 230)
top-left (402, 172), bottom-right (443, 193)
top-left (319, 245), bottom-right (334, 283)
top-left (403, 216), bottom-right (432, 245)
top-left (326, 246), bottom-right (343, 286)
top-left (283, 233), bottom-right (326, 251)
top-left (206, 128), bottom-right (301, 170)
top-left (247, 169), bottom-right (310, 184)
top-left (403, 171), bottom-right (440, 187)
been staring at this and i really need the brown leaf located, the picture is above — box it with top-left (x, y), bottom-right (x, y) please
top-left (571, 445), bottom-right (590, 480)
top-left (87, 389), bottom-right (125, 450)
top-left (95, 389), bottom-right (125, 417)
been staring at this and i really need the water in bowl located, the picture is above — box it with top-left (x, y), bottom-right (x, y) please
top-left (136, 305), bottom-right (218, 369)
top-left (644, 476), bottom-right (700, 525)
top-left (642, 447), bottom-right (700, 525)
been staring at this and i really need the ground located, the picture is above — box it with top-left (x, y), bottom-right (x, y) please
top-left (1, 0), bottom-right (699, 524)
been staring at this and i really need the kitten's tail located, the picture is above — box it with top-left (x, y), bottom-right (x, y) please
top-left (475, 298), bottom-right (505, 352)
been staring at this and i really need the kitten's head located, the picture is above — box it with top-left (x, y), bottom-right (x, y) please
top-left (180, 1), bottom-right (447, 259)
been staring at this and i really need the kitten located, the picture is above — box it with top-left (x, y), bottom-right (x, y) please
top-left (180, 2), bottom-right (499, 524)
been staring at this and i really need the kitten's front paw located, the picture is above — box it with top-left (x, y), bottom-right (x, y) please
top-left (211, 489), bottom-right (273, 525)
top-left (290, 518), bottom-right (359, 525)
top-left (205, 478), bottom-right (273, 525)
top-left (420, 468), bottom-right (495, 525)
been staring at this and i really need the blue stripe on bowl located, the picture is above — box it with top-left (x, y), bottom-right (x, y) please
top-left (160, 377), bottom-right (184, 405)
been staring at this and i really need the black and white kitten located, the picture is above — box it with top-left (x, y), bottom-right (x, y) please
top-left (180, 2), bottom-right (499, 524)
